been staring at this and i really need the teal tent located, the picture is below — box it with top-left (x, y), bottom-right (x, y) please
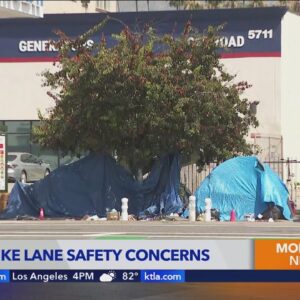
top-left (195, 156), bottom-right (292, 221)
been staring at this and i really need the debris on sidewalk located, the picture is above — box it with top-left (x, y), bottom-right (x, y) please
top-left (244, 214), bottom-right (255, 222)
top-left (106, 209), bottom-right (120, 221)
top-left (82, 215), bottom-right (107, 221)
top-left (197, 213), bottom-right (205, 222)
top-left (128, 214), bottom-right (137, 221)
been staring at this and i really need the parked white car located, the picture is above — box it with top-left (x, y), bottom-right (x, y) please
top-left (7, 152), bottom-right (51, 183)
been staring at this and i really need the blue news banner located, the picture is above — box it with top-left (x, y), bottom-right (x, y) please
top-left (0, 270), bottom-right (300, 283)
top-left (1, 241), bottom-right (300, 283)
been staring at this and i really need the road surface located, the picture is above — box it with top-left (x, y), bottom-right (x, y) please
top-left (1, 282), bottom-right (300, 300)
top-left (0, 220), bottom-right (299, 299)
top-left (0, 220), bottom-right (300, 239)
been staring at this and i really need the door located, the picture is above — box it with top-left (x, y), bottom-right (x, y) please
top-left (20, 153), bottom-right (35, 181)
top-left (28, 154), bottom-right (45, 180)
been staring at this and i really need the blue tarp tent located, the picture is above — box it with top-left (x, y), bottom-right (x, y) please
top-left (0, 153), bottom-right (183, 219)
top-left (195, 156), bottom-right (292, 221)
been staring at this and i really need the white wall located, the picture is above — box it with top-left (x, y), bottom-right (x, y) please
top-left (222, 57), bottom-right (281, 138)
top-left (0, 62), bottom-right (52, 120)
top-left (281, 12), bottom-right (300, 162)
top-left (0, 57), bottom-right (281, 126)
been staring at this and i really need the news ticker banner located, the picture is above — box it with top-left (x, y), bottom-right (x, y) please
top-left (0, 240), bottom-right (252, 270)
top-left (0, 240), bottom-right (300, 283)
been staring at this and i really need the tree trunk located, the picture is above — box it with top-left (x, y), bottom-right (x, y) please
top-left (136, 168), bottom-right (143, 184)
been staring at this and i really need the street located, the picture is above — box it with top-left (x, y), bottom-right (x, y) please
top-left (1, 219), bottom-right (300, 299)
top-left (0, 220), bottom-right (300, 239)
top-left (1, 282), bottom-right (300, 300)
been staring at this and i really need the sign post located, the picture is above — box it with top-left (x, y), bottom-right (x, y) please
top-left (0, 134), bottom-right (7, 192)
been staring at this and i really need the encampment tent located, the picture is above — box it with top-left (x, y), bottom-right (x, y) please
top-left (1, 153), bottom-right (183, 219)
top-left (195, 156), bottom-right (292, 221)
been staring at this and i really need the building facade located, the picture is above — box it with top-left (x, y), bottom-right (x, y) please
top-left (0, 7), bottom-right (299, 186)
top-left (0, 0), bottom-right (43, 18)
top-left (42, 1), bottom-right (300, 14)
top-left (43, 0), bottom-right (176, 13)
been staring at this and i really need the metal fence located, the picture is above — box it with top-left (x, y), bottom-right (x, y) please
top-left (180, 162), bottom-right (217, 193)
top-left (181, 158), bottom-right (300, 199)
top-left (179, 136), bottom-right (290, 194)
top-left (253, 135), bottom-right (284, 178)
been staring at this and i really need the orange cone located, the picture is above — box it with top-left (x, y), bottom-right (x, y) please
top-left (39, 208), bottom-right (44, 220)
top-left (230, 209), bottom-right (236, 222)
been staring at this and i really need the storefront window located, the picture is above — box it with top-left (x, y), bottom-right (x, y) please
top-left (5, 121), bottom-right (30, 134)
top-left (7, 134), bottom-right (30, 153)
top-left (31, 142), bottom-right (59, 170)
top-left (0, 120), bottom-right (83, 170)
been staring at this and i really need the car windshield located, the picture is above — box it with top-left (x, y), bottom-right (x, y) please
top-left (7, 155), bottom-right (17, 161)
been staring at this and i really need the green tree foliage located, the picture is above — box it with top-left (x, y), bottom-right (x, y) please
top-left (80, 0), bottom-right (90, 9)
top-left (34, 17), bottom-right (258, 175)
top-left (169, 0), bottom-right (300, 13)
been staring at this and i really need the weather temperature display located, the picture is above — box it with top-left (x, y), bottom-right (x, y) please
top-left (122, 271), bottom-right (139, 281)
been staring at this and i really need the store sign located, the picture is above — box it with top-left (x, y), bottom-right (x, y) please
top-left (18, 39), bottom-right (94, 53)
top-left (0, 134), bottom-right (7, 192)
top-left (0, 7), bottom-right (286, 62)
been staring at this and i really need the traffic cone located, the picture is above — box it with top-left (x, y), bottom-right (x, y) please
top-left (39, 208), bottom-right (44, 220)
top-left (230, 209), bottom-right (236, 222)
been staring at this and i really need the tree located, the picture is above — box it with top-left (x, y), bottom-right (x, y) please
top-left (169, 0), bottom-right (300, 13)
top-left (169, 0), bottom-right (238, 9)
top-left (80, 0), bottom-right (90, 9)
top-left (169, 0), bottom-right (204, 9)
top-left (34, 17), bottom-right (258, 177)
